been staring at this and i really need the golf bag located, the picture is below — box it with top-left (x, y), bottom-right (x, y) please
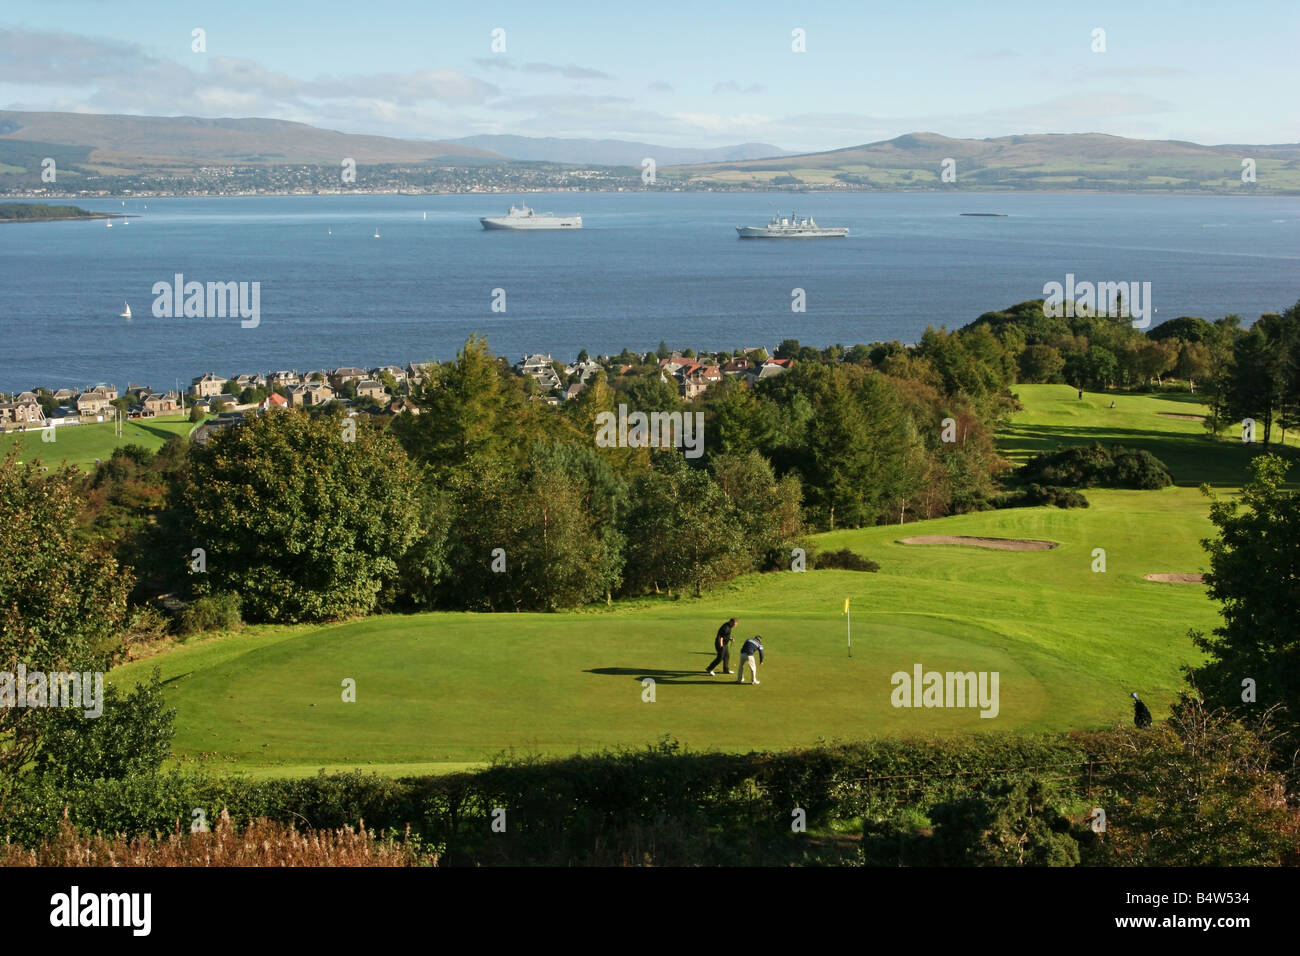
top-left (1133, 697), bottom-right (1152, 728)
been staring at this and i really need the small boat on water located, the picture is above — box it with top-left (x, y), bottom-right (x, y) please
top-left (373, 229), bottom-right (381, 238)
top-left (119, 302), bottom-right (132, 318)
top-left (106, 221), bottom-right (112, 228)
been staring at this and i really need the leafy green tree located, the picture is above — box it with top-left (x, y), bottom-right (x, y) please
top-left (176, 409), bottom-right (423, 622)
top-left (33, 670), bottom-right (174, 786)
top-left (1227, 326), bottom-right (1281, 444)
top-left (388, 478), bottom-right (452, 610)
top-left (1174, 340), bottom-right (1211, 391)
top-left (394, 336), bottom-right (521, 472)
top-left (1148, 315), bottom-right (1213, 343)
top-left (1191, 454), bottom-right (1300, 746)
top-left (767, 364), bottom-right (921, 530)
top-left (622, 373), bottom-right (681, 413)
top-left (623, 453), bottom-right (744, 596)
top-left (1018, 344), bottom-right (1065, 383)
top-left (442, 457), bottom-right (622, 610)
top-left (1197, 315), bottom-right (1241, 437)
top-left (711, 451), bottom-right (803, 570)
top-left (0, 453), bottom-right (130, 789)
top-left (1067, 345), bottom-right (1119, 391)
top-left (707, 385), bottom-right (777, 458)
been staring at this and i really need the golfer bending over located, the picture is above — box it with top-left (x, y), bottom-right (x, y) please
top-left (736, 635), bottom-right (764, 685)
top-left (707, 617), bottom-right (737, 675)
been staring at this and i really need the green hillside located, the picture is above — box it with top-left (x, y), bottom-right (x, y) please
top-left (107, 385), bottom-right (1290, 779)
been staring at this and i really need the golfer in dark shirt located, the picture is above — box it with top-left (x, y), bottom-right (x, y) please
top-left (707, 618), bottom-right (737, 675)
top-left (736, 635), bottom-right (764, 685)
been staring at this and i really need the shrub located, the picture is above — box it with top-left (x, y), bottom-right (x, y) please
top-left (122, 604), bottom-right (172, 644)
top-left (993, 484), bottom-right (1089, 509)
top-left (1016, 443), bottom-right (1172, 490)
top-left (32, 670), bottom-right (175, 787)
top-left (177, 592), bottom-right (242, 636)
top-left (1110, 448), bottom-right (1175, 490)
top-left (814, 548), bottom-right (881, 572)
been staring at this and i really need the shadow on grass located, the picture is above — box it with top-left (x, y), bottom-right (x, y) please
top-left (998, 424), bottom-right (1300, 487)
top-left (128, 420), bottom-right (187, 443)
top-left (585, 666), bottom-right (738, 686)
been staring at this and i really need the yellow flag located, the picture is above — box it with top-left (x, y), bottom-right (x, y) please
top-left (843, 597), bottom-right (850, 615)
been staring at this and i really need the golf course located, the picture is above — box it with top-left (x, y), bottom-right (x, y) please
top-left (107, 385), bottom-right (1298, 779)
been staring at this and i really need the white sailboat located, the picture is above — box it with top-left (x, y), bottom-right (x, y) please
top-left (119, 302), bottom-right (132, 318)
top-left (423, 211), bottom-right (427, 220)
top-left (373, 228), bottom-right (381, 238)
top-left (106, 221), bottom-right (113, 228)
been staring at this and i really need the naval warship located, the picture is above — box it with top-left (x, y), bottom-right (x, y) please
top-left (480, 204), bottom-right (582, 230)
top-left (736, 212), bottom-right (848, 239)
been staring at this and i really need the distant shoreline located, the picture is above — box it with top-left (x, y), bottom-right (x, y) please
top-left (0, 213), bottom-right (128, 223)
top-left (1, 187), bottom-right (1290, 201)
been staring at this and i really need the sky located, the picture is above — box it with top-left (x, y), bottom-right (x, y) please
top-left (1, 0), bottom-right (1297, 153)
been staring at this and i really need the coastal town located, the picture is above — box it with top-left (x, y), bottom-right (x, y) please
top-left (0, 347), bottom-right (793, 436)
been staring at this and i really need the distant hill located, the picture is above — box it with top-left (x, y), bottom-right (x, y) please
top-left (449, 135), bottom-right (789, 167)
top-left (670, 131), bottom-right (1300, 193)
top-left (0, 110), bottom-right (501, 169)
top-left (3, 112), bottom-right (1297, 195)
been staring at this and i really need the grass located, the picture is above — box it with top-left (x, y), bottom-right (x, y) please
top-left (1, 413), bottom-right (201, 471)
top-left (108, 385), bottom-right (1283, 778)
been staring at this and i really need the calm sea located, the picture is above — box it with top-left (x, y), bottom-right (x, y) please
top-left (1, 191), bottom-right (1298, 392)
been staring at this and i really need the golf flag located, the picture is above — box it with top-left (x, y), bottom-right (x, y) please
top-left (844, 597), bottom-right (851, 657)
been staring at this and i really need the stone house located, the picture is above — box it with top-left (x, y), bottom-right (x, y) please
top-left (190, 372), bottom-right (225, 398)
top-left (330, 367), bottom-right (367, 389)
top-left (76, 390), bottom-right (113, 418)
top-left (0, 393), bottom-right (45, 426)
top-left (142, 391), bottom-right (180, 415)
top-left (288, 383), bottom-right (336, 407)
top-left (355, 379), bottom-right (390, 401)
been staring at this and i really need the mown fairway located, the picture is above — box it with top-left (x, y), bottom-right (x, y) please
top-left (1, 413), bottom-right (200, 470)
top-left (109, 385), bottom-right (1298, 778)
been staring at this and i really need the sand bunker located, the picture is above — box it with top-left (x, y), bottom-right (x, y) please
top-left (1157, 412), bottom-right (1205, 420)
top-left (1144, 572), bottom-right (1206, 583)
top-left (900, 535), bottom-right (1059, 551)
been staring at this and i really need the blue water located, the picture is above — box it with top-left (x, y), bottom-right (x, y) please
top-left (1, 192), bottom-right (1298, 392)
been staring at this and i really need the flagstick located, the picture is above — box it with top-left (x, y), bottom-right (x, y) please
top-left (847, 607), bottom-right (852, 658)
